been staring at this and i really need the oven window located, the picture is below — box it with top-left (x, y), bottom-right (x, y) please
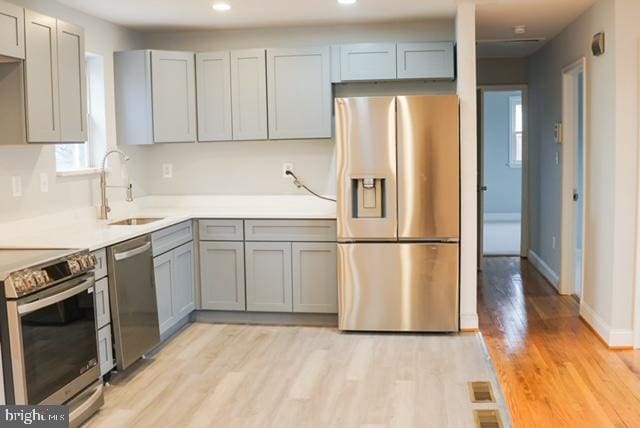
top-left (21, 288), bottom-right (97, 404)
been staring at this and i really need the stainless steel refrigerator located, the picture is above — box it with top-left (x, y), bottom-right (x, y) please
top-left (336, 95), bottom-right (460, 332)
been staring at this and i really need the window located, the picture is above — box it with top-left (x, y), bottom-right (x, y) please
top-left (508, 95), bottom-right (523, 168)
top-left (55, 53), bottom-right (107, 173)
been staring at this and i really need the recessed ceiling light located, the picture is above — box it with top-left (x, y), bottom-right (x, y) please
top-left (212, 2), bottom-right (231, 12)
top-left (338, 0), bottom-right (357, 5)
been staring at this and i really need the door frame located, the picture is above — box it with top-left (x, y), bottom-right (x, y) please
top-left (560, 57), bottom-right (587, 298)
top-left (477, 84), bottom-right (530, 259)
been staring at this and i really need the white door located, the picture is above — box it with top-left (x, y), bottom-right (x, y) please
top-left (266, 47), bottom-right (332, 139)
top-left (196, 51), bottom-right (233, 141)
top-left (57, 20), bottom-right (87, 142)
top-left (151, 50), bottom-right (197, 143)
top-left (24, 10), bottom-right (59, 142)
top-left (230, 49), bottom-right (268, 140)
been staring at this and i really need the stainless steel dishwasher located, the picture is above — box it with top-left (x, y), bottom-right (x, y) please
top-left (107, 235), bottom-right (160, 371)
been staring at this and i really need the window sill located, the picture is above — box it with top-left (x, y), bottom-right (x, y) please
top-left (56, 168), bottom-right (103, 177)
top-left (508, 163), bottom-right (523, 169)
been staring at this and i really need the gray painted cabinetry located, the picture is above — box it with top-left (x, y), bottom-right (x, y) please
top-left (200, 241), bottom-right (246, 310)
top-left (115, 50), bottom-right (197, 145)
top-left (92, 248), bottom-right (115, 377)
top-left (0, 0), bottom-right (24, 59)
top-left (196, 51), bottom-right (233, 142)
top-left (245, 241), bottom-right (293, 312)
top-left (230, 49), bottom-right (268, 140)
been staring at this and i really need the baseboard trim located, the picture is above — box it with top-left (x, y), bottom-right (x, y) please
top-left (580, 302), bottom-right (634, 348)
top-left (460, 313), bottom-right (479, 330)
top-left (194, 310), bottom-right (338, 327)
top-left (527, 250), bottom-right (560, 290)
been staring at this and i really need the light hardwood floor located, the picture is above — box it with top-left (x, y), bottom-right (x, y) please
top-left (88, 325), bottom-right (509, 427)
top-left (478, 257), bottom-right (640, 427)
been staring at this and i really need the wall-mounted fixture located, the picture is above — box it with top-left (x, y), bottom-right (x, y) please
top-left (554, 123), bottom-right (563, 144)
top-left (592, 32), bottom-right (605, 56)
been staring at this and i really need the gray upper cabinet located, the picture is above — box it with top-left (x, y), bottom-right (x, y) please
top-left (230, 49), bottom-right (268, 140)
top-left (292, 243), bottom-right (337, 314)
top-left (339, 43), bottom-right (397, 81)
top-left (151, 50), bottom-right (197, 143)
top-left (0, 0), bottom-right (24, 59)
top-left (266, 47), bottom-right (332, 139)
top-left (245, 242), bottom-right (292, 312)
top-left (57, 20), bottom-right (86, 142)
top-left (200, 241), bottom-right (245, 311)
top-left (115, 50), bottom-right (196, 145)
top-left (196, 51), bottom-right (233, 142)
top-left (397, 42), bottom-right (455, 80)
top-left (24, 10), bottom-right (59, 143)
top-left (23, 10), bottom-right (87, 143)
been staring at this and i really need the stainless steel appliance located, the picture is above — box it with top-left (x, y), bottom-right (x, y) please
top-left (0, 248), bottom-right (104, 426)
top-left (336, 95), bottom-right (460, 332)
top-left (108, 235), bottom-right (160, 370)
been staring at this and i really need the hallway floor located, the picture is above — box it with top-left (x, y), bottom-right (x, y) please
top-left (478, 257), bottom-right (640, 427)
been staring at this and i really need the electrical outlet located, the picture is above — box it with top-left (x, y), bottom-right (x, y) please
top-left (552, 236), bottom-right (556, 250)
top-left (39, 173), bottom-right (49, 193)
top-left (282, 162), bottom-right (294, 178)
top-left (11, 176), bottom-right (22, 197)
top-left (162, 163), bottom-right (173, 178)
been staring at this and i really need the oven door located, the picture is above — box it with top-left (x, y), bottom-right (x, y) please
top-left (7, 273), bottom-right (100, 405)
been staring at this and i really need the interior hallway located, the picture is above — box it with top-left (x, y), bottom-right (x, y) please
top-left (478, 257), bottom-right (640, 427)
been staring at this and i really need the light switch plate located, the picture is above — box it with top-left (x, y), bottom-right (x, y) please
top-left (162, 164), bottom-right (173, 178)
top-left (11, 176), bottom-right (22, 197)
top-left (40, 173), bottom-right (49, 193)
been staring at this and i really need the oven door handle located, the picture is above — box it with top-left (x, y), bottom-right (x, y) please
top-left (113, 242), bottom-right (151, 261)
top-left (17, 277), bottom-right (95, 316)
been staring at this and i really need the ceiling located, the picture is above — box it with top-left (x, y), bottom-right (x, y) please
top-left (55, 0), bottom-right (596, 58)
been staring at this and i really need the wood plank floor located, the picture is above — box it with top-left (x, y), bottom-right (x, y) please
top-left (88, 325), bottom-right (509, 427)
top-left (478, 257), bottom-right (640, 427)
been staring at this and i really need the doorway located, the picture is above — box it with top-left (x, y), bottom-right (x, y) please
top-left (478, 86), bottom-right (528, 263)
top-left (560, 58), bottom-right (586, 299)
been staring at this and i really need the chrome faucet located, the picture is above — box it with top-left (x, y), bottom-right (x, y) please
top-left (100, 149), bottom-right (133, 220)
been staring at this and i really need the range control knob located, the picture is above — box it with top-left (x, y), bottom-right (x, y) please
top-left (68, 259), bottom-right (81, 274)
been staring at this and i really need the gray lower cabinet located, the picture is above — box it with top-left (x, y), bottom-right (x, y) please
top-left (292, 243), bottom-right (338, 313)
top-left (245, 242), bottom-right (292, 312)
top-left (153, 241), bottom-right (196, 337)
top-left (0, 0), bottom-right (25, 59)
top-left (200, 241), bottom-right (245, 310)
top-left (97, 325), bottom-right (114, 376)
top-left (94, 277), bottom-right (111, 329)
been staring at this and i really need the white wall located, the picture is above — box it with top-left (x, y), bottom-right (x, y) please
top-left (126, 20), bottom-right (455, 196)
top-left (529, 0), bottom-right (638, 346)
top-left (0, 0), bottom-right (143, 222)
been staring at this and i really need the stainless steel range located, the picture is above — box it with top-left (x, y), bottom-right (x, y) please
top-left (0, 248), bottom-right (104, 427)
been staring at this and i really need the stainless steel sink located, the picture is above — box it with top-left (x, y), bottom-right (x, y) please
top-left (109, 217), bottom-right (163, 226)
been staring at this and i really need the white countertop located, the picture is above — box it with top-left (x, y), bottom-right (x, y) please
top-left (0, 195), bottom-right (336, 251)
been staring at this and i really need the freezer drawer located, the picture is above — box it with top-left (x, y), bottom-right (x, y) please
top-left (338, 243), bottom-right (459, 332)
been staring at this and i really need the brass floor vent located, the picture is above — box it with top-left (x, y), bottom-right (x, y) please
top-left (474, 410), bottom-right (503, 428)
top-left (469, 381), bottom-right (496, 403)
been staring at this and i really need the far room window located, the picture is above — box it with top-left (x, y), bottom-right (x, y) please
top-left (508, 95), bottom-right (523, 168)
top-left (55, 53), bottom-right (107, 173)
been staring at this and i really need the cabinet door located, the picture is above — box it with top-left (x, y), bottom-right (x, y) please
top-left (0, 0), bottom-right (24, 59)
top-left (200, 241), bottom-right (245, 311)
top-left (397, 42), bottom-right (454, 80)
top-left (173, 242), bottom-right (195, 319)
top-left (24, 10), bottom-right (59, 142)
top-left (245, 242), bottom-right (292, 312)
top-left (57, 20), bottom-right (87, 142)
top-left (340, 43), bottom-right (396, 81)
top-left (196, 51), bottom-right (232, 141)
top-left (153, 250), bottom-right (175, 335)
top-left (230, 49), bottom-right (267, 140)
top-left (95, 277), bottom-right (111, 329)
top-left (266, 47), bottom-right (332, 139)
top-left (292, 243), bottom-right (337, 313)
top-left (151, 50), bottom-right (197, 143)
top-left (97, 325), bottom-right (114, 376)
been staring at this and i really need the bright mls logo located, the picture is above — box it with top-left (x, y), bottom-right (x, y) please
top-left (1, 406), bottom-right (68, 427)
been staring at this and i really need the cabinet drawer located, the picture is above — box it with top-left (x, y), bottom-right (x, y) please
top-left (199, 219), bottom-right (244, 241)
top-left (245, 220), bottom-right (336, 242)
top-left (97, 325), bottom-right (114, 377)
top-left (95, 277), bottom-right (111, 329)
top-left (92, 248), bottom-right (108, 280)
top-left (152, 221), bottom-right (193, 256)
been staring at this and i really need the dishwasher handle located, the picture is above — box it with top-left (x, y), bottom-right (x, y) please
top-left (113, 242), bottom-right (152, 261)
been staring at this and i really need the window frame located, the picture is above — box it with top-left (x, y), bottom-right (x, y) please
top-left (508, 95), bottom-right (523, 169)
